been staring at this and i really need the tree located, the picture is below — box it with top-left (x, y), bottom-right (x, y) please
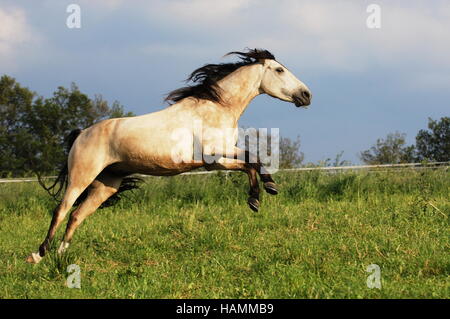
top-left (415, 117), bottom-right (450, 162)
top-left (239, 128), bottom-right (304, 169)
top-left (279, 135), bottom-right (304, 168)
top-left (0, 75), bottom-right (135, 177)
top-left (360, 132), bottom-right (416, 165)
top-left (0, 75), bottom-right (35, 176)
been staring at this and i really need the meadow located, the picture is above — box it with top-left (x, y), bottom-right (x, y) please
top-left (0, 169), bottom-right (448, 298)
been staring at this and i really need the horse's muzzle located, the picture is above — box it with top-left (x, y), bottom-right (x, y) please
top-left (293, 90), bottom-right (312, 107)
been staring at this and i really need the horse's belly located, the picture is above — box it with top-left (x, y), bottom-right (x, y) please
top-left (108, 153), bottom-right (203, 176)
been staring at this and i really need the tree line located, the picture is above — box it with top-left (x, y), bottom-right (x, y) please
top-left (359, 117), bottom-right (449, 164)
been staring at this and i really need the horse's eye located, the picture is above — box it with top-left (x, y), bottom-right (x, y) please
top-left (276, 67), bottom-right (284, 73)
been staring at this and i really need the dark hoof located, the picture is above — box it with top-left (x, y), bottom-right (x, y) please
top-left (264, 182), bottom-right (278, 195)
top-left (247, 197), bottom-right (260, 212)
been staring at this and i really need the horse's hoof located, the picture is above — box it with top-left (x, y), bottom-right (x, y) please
top-left (264, 182), bottom-right (278, 195)
top-left (247, 197), bottom-right (260, 212)
top-left (25, 252), bottom-right (42, 264)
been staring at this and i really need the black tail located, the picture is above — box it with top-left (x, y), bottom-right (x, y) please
top-left (38, 128), bottom-right (143, 208)
top-left (95, 176), bottom-right (143, 208)
top-left (37, 129), bottom-right (82, 201)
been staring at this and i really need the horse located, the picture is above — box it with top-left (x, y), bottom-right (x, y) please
top-left (26, 48), bottom-right (311, 264)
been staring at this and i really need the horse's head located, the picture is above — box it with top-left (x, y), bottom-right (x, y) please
top-left (259, 59), bottom-right (312, 108)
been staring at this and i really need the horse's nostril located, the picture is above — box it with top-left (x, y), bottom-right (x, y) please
top-left (302, 90), bottom-right (311, 100)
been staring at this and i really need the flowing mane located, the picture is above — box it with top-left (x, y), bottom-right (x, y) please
top-left (164, 48), bottom-right (275, 104)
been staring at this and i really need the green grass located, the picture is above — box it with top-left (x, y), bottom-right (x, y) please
top-left (0, 169), bottom-right (449, 298)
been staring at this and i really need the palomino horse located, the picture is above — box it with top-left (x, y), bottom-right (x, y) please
top-left (27, 48), bottom-right (311, 264)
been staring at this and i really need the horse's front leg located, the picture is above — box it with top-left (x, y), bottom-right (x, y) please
top-left (204, 157), bottom-right (261, 212)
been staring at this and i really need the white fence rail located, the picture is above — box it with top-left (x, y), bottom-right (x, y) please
top-left (0, 162), bottom-right (448, 184)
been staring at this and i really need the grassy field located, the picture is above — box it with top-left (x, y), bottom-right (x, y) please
top-left (0, 169), bottom-right (448, 299)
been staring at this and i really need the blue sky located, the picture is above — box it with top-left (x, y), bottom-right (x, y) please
top-left (1, 0), bottom-right (449, 163)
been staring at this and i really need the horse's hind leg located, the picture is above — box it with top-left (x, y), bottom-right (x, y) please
top-left (27, 163), bottom-right (106, 264)
top-left (26, 184), bottom-right (86, 263)
top-left (57, 172), bottom-right (122, 254)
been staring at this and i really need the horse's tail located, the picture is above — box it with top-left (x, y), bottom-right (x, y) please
top-left (37, 129), bottom-right (82, 201)
top-left (98, 176), bottom-right (143, 208)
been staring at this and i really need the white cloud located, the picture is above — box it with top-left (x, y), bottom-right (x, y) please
top-left (2, 1), bottom-right (449, 89)
top-left (273, 0), bottom-right (450, 73)
top-left (0, 7), bottom-right (30, 54)
top-left (125, 0), bottom-right (450, 79)
top-left (0, 6), bottom-right (42, 71)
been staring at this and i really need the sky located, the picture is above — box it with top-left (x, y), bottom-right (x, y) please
top-left (0, 0), bottom-right (449, 164)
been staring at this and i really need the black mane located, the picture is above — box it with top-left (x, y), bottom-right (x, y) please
top-left (164, 48), bottom-right (275, 104)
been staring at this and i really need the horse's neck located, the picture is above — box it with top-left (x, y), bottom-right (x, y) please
top-left (217, 64), bottom-right (263, 120)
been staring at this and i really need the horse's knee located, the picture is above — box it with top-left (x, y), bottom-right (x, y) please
top-left (68, 213), bottom-right (80, 226)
